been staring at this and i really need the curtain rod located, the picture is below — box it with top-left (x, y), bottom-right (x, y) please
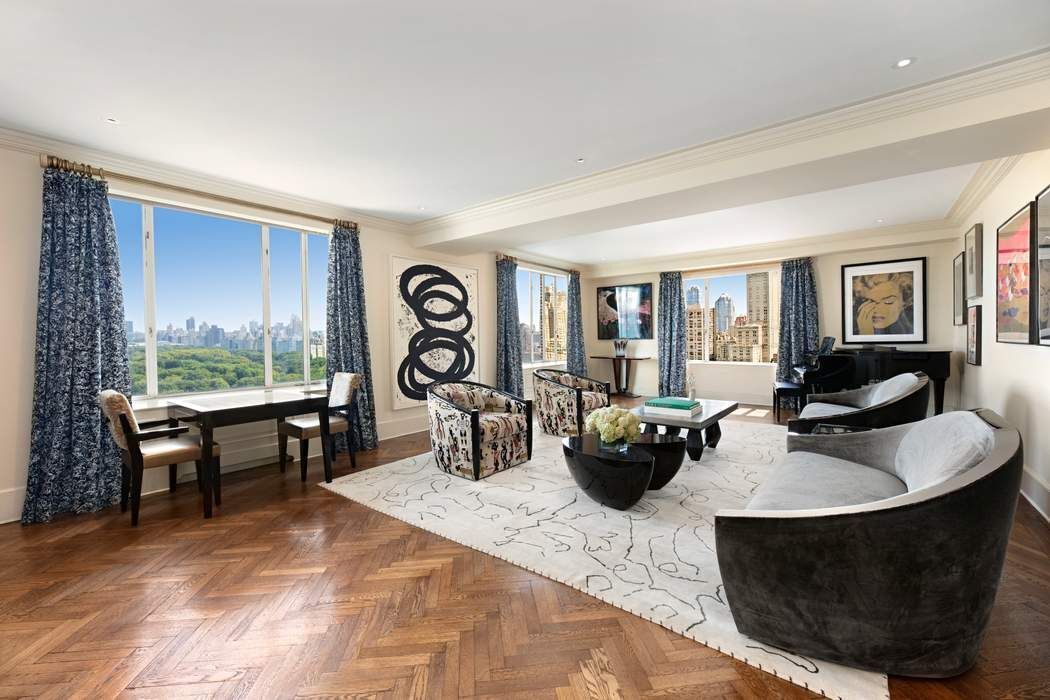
top-left (40, 154), bottom-right (355, 229)
top-left (499, 252), bottom-right (577, 275)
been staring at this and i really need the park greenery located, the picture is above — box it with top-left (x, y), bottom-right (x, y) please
top-left (129, 346), bottom-right (325, 396)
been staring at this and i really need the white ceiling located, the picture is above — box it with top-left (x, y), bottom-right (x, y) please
top-left (520, 164), bottom-right (980, 264)
top-left (1, 2), bottom-right (1048, 222)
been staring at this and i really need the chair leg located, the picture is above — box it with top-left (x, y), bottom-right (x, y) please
top-left (300, 438), bottom-right (309, 482)
top-left (195, 461), bottom-right (203, 492)
top-left (278, 430), bottom-right (288, 473)
top-left (130, 463), bottom-right (144, 527)
top-left (169, 464), bottom-right (178, 492)
top-left (120, 465), bottom-right (130, 513)
top-left (773, 391), bottom-right (779, 422)
top-left (212, 456), bottom-right (222, 506)
top-left (349, 440), bottom-right (357, 471)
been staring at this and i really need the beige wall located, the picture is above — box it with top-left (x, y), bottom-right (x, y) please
top-left (952, 148), bottom-right (1050, 518)
top-left (582, 236), bottom-right (960, 408)
top-left (0, 145), bottom-right (495, 523)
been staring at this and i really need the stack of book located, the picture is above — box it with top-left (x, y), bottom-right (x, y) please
top-left (643, 397), bottom-right (703, 417)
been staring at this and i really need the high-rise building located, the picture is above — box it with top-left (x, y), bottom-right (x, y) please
top-left (186, 316), bottom-right (195, 331)
top-left (125, 320), bottom-right (134, 337)
top-left (746, 272), bottom-right (773, 362)
top-left (541, 285), bottom-right (568, 361)
top-left (714, 293), bottom-right (735, 332)
top-left (686, 284), bottom-right (701, 306)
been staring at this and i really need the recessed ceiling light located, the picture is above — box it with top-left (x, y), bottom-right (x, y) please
top-left (576, 157), bottom-right (585, 164)
top-left (875, 218), bottom-right (884, 224)
top-left (103, 116), bottom-right (120, 125)
top-left (893, 57), bottom-right (915, 69)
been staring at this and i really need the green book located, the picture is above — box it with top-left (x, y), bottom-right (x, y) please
top-left (644, 397), bottom-right (700, 409)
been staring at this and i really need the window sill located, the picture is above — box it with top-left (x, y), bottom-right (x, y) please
top-left (131, 381), bottom-right (327, 411)
top-left (687, 360), bottom-right (776, 367)
top-left (523, 360), bottom-right (566, 370)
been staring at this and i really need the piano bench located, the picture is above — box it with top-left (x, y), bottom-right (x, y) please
top-left (773, 381), bottom-right (804, 422)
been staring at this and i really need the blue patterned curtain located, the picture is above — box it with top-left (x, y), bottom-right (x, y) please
top-left (328, 222), bottom-right (378, 451)
top-left (22, 168), bottom-right (130, 523)
top-left (495, 257), bottom-right (524, 396)
top-left (657, 272), bottom-right (687, 396)
top-left (566, 270), bottom-right (587, 375)
top-left (776, 257), bottom-right (820, 387)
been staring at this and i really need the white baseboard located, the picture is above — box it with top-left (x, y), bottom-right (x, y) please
top-left (0, 486), bottom-right (25, 526)
top-left (1021, 467), bottom-right (1050, 522)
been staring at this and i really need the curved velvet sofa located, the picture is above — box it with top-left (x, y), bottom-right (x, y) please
top-left (533, 369), bottom-right (611, 437)
top-left (787, 371), bottom-right (930, 434)
top-left (715, 409), bottom-right (1023, 677)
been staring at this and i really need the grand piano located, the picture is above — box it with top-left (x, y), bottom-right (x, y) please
top-left (794, 346), bottom-right (951, 415)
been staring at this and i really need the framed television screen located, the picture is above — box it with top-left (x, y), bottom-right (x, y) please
top-left (597, 283), bottom-right (653, 339)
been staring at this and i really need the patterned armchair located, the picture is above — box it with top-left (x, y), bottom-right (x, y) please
top-left (533, 369), bottom-right (611, 437)
top-left (427, 381), bottom-right (532, 481)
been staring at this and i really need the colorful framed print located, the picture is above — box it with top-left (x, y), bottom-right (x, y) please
top-left (841, 257), bottom-right (927, 344)
top-left (964, 223), bottom-right (983, 299)
top-left (1037, 185), bottom-right (1050, 346)
top-left (596, 283), bottom-right (653, 339)
top-left (995, 202), bottom-right (1036, 344)
top-left (966, 305), bottom-right (982, 366)
top-left (953, 252), bottom-right (965, 326)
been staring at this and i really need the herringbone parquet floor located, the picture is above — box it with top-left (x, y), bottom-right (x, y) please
top-left (0, 408), bottom-right (1047, 699)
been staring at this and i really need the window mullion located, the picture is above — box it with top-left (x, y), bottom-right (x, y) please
top-left (261, 225), bottom-right (272, 387)
top-left (142, 204), bottom-right (158, 397)
top-left (300, 232), bottom-right (310, 385)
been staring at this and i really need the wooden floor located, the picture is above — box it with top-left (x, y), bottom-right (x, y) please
top-left (0, 405), bottom-right (1047, 699)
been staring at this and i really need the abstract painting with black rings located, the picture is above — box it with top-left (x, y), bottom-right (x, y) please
top-left (390, 256), bottom-right (480, 409)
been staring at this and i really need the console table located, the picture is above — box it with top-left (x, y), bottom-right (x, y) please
top-left (589, 355), bottom-right (651, 397)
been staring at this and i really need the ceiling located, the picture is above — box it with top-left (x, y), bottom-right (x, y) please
top-left (519, 164), bottom-right (980, 264)
top-left (1, 2), bottom-right (1048, 222)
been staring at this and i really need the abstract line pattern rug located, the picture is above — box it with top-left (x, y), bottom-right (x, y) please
top-left (322, 421), bottom-right (888, 700)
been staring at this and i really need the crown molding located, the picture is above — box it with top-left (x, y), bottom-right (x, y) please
top-left (583, 219), bottom-right (959, 279)
top-left (0, 126), bottom-right (413, 234)
top-left (414, 48), bottom-right (1050, 238)
top-left (946, 155), bottom-right (1023, 226)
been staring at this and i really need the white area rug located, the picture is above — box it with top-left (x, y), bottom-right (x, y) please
top-left (322, 421), bottom-right (888, 700)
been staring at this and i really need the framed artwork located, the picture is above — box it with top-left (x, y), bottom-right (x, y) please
top-left (966, 305), bottom-right (982, 366)
top-left (995, 202), bottom-right (1036, 344)
top-left (841, 257), bottom-right (927, 344)
top-left (597, 283), bottom-right (653, 339)
top-left (953, 252), bottom-right (965, 326)
top-left (389, 256), bottom-right (479, 409)
top-left (964, 223), bottom-right (983, 299)
top-left (1037, 184), bottom-right (1050, 346)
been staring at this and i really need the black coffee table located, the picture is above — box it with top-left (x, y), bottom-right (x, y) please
top-left (631, 398), bottom-right (738, 461)
top-left (562, 434), bottom-right (654, 510)
top-left (630, 433), bottom-right (687, 489)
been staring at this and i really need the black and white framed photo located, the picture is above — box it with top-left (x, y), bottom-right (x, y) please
top-left (390, 256), bottom-right (479, 409)
top-left (967, 305), bottom-right (982, 366)
top-left (964, 223), bottom-right (983, 300)
top-left (841, 257), bottom-right (927, 344)
top-left (953, 252), bottom-right (965, 326)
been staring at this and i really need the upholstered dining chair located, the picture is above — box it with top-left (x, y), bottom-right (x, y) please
top-left (99, 390), bottom-right (221, 526)
top-left (277, 372), bottom-right (362, 481)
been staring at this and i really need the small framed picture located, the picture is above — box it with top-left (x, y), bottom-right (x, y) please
top-left (953, 252), bottom-right (965, 326)
top-left (1036, 184), bottom-right (1049, 346)
top-left (964, 223), bottom-right (983, 300)
top-left (967, 305), bottom-right (982, 366)
top-left (995, 203), bottom-right (1035, 344)
top-left (841, 257), bottom-right (927, 344)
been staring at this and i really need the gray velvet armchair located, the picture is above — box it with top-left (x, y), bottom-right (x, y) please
top-left (787, 371), bottom-right (930, 434)
top-left (715, 409), bottom-right (1023, 677)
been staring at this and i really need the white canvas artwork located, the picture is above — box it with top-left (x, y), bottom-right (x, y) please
top-left (390, 256), bottom-right (480, 410)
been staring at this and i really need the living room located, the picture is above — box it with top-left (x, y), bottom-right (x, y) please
top-left (0, 3), bottom-right (1048, 698)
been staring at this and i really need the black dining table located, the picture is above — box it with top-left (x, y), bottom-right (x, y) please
top-left (166, 387), bottom-right (333, 518)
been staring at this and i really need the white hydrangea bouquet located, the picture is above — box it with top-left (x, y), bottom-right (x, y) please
top-left (584, 406), bottom-right (642, 449)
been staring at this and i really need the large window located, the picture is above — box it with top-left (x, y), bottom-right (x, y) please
top-left (682, 268), bottom-right (780, 364)
top-left (516, 267), bottom-right (568, 364)
top-left (113, 197), bottom-right (329, 397)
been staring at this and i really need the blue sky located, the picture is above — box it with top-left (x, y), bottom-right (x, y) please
top-left (112, 198), bottom-right (328, 334)
top-left (683, 273), bottom-right (747, 311)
